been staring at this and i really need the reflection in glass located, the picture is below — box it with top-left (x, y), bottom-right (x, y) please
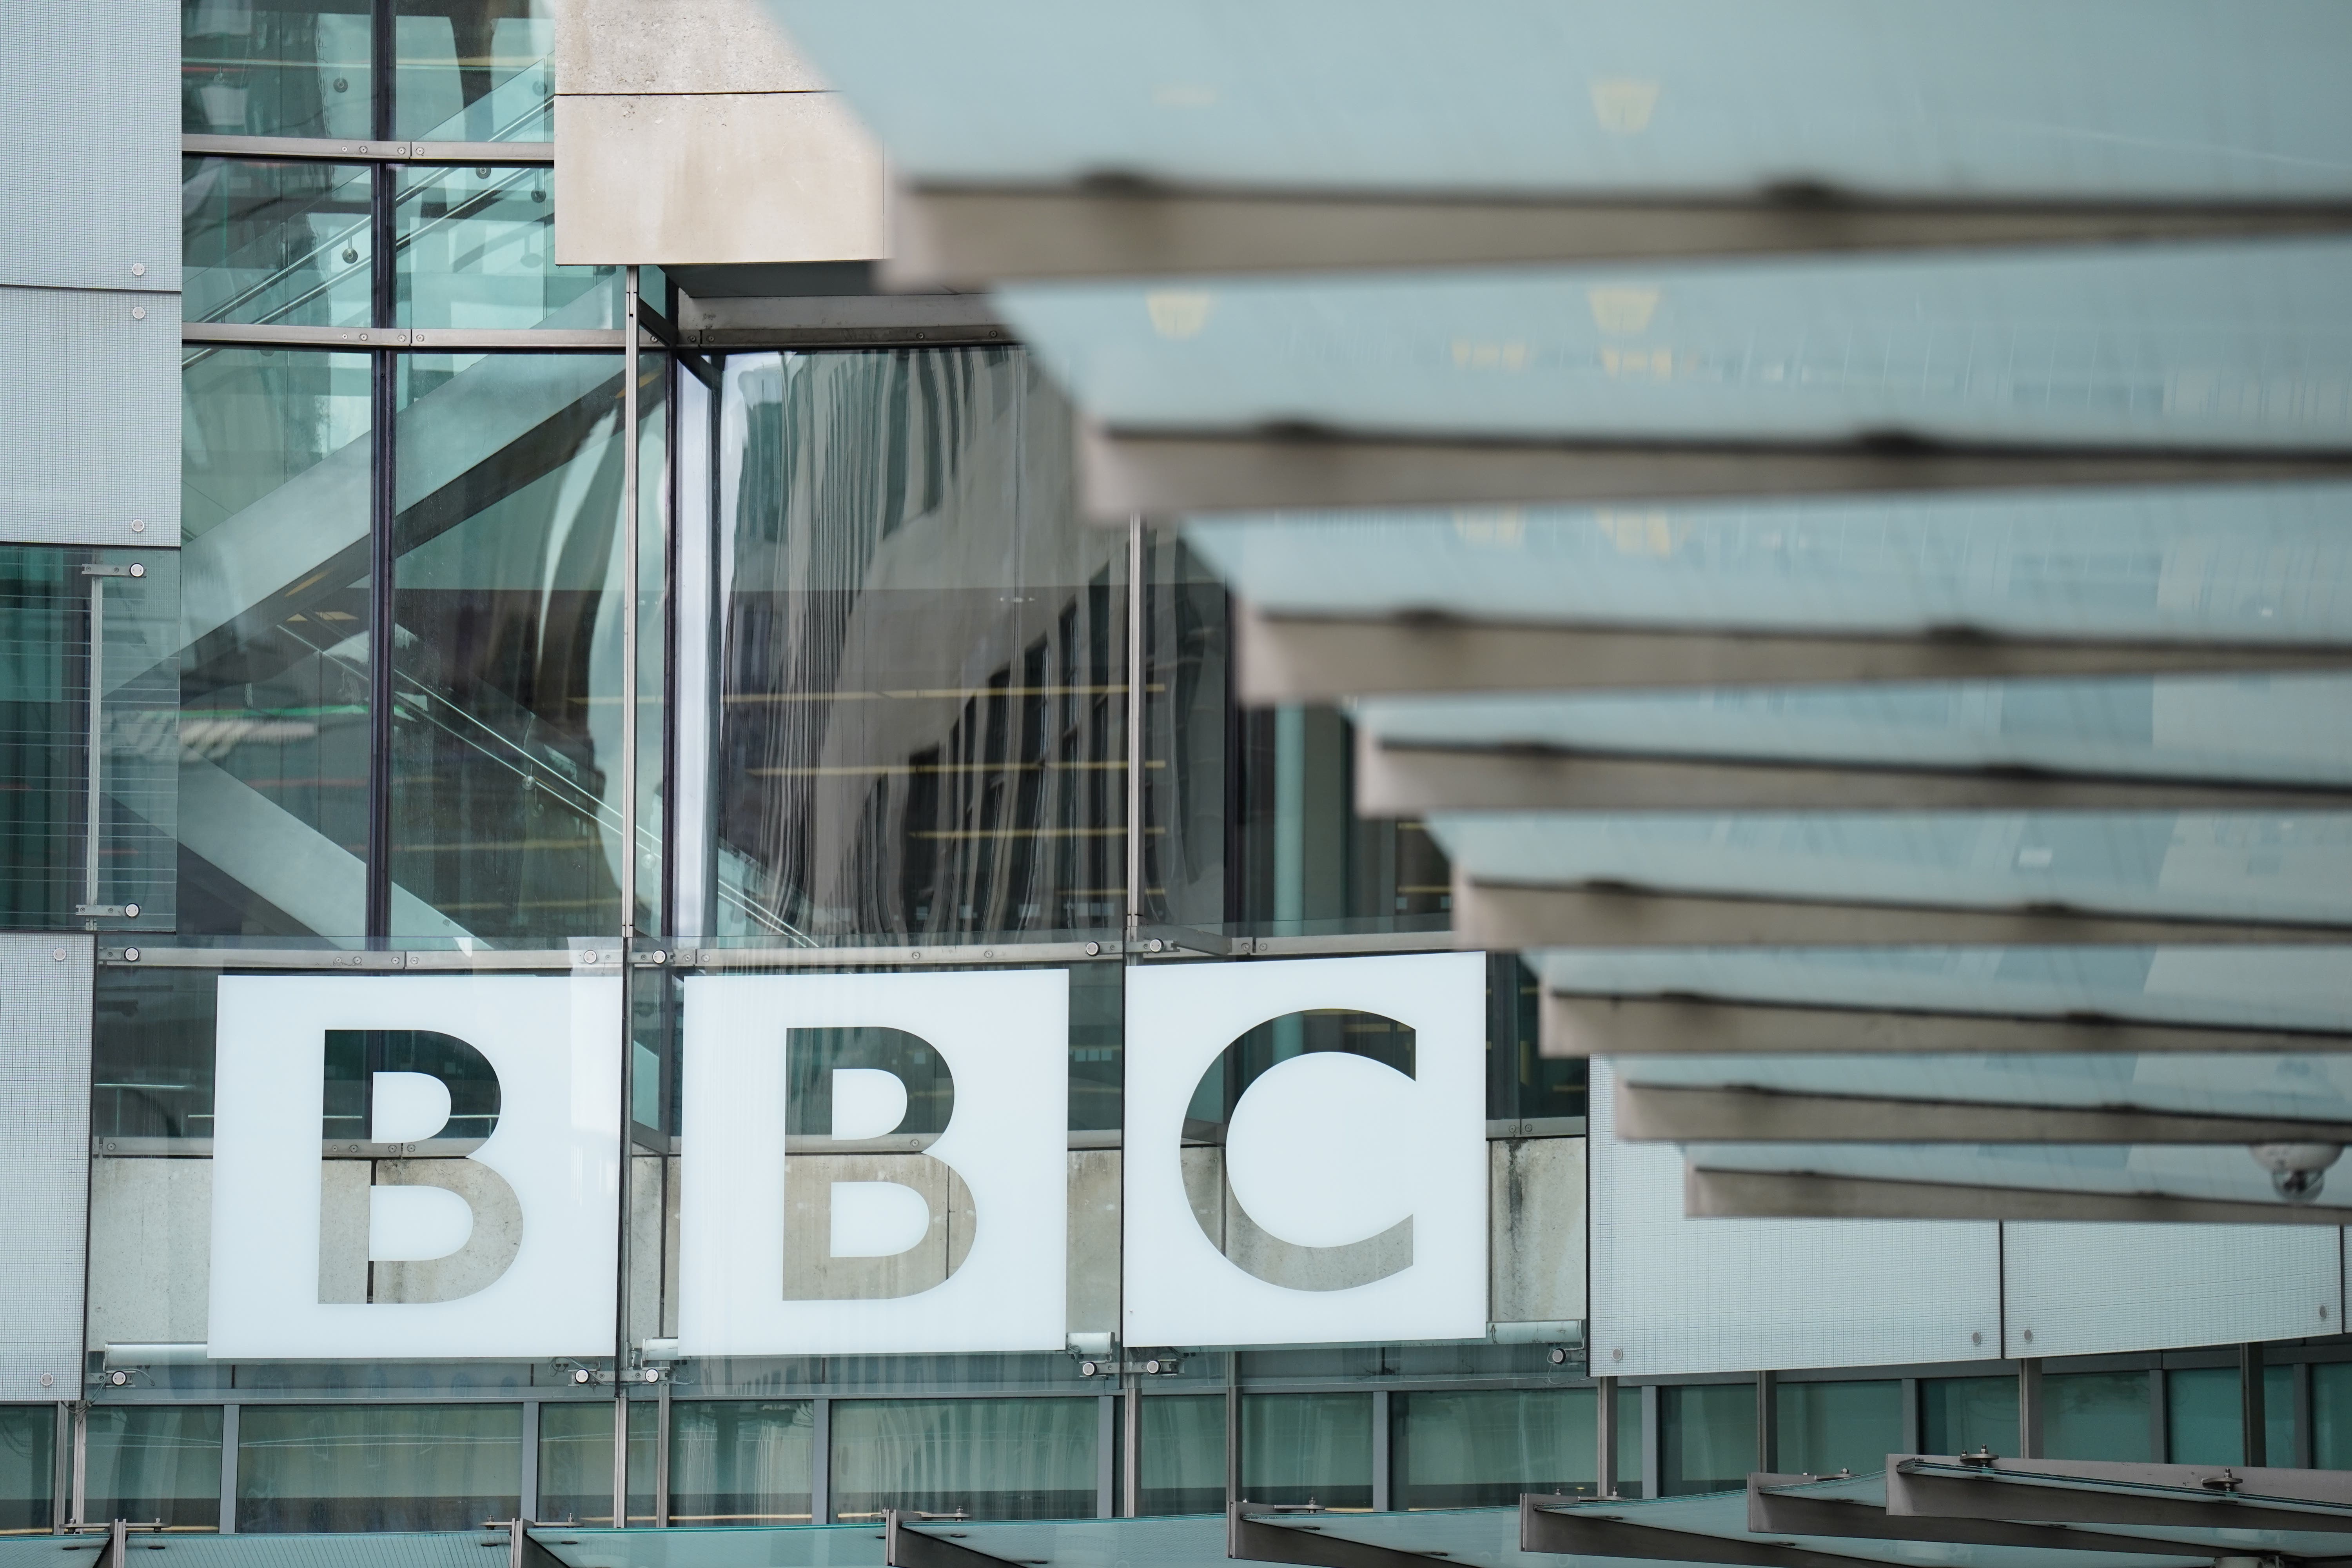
top-left (1659, 1383), bottom-right (1754, 1496)
top-left (831, 1398), bottom-right (1095, 1521)
top-left (1140, 1394), bottom-right (1223, 1516)
top-left (0, 1405), bottom-right (53, 1534)
top-left (1395, 1389), bottom-right (1593, 1508)
top-left (179, 348), bottom-right (372, 939)
top-left (182, 159), bottom-right (373, 330)
top-left (236, 1404), bottom-right (519, 1531)
top-left (396, 167), bottom-right (615, 330)
top-left (1242, 1393), bottom-right (1370, 1509)
top-left (2045, 1372), bottom-right (2151, 1461)
top-left (182, 0), bottom-right (370, 139)
top-left (91, 967), bottom-right (216, 1141)
top-left (712, 350), bottom-right (1125, 945)
top-left (390, 352), bottom-right (630, 942)
top-left (537, 1402), bottom-right (615, 1526)
top-left (1922, 1376), bottom-right (2015, 1456)
top-left (86, 1406), bottom-right (223, 1530)
top-left (396, 0), bottom-right (554, 141)
top-left (1776, 1381), bottom-right (1900, 1477)
top-left (669, 1401), bottom-right (815, 1526)
top-left (2169, 1365), bottom-right (2296, 1465)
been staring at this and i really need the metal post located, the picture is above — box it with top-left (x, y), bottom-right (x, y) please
top-left (621, 263), bottom-right (641, 944)
top-left (811, 1398), bottom-right (831, 1524)
top-left (2294, 1359), bottom-right (2315, 1468)
top-left (1898, 1378), bottom-right (1920, 1456)
top-left (1123, 517), bottom-right (1144, 938)
top-left (2149, 1368), bottom-right (2168, 1464)
top-left (610, 1396), bottom-right (628, 1528)
top-left (2242, 1343), bottom-right (2268, 1467)
top-left (1369, 1389), bottom-right (1391, 1512)
top-left (217, 1405), bottom-right (238, 1534)
top-left (2018, 1360), bottom-right (2044, 1459)
top-left (1096, 1395), bottom-right (1117, 1518)
top-left (51, 1403), bottom-right (71, 1534)
top-left (517, 1402), bottom-right (539, 1524)
top-left (1594, 1376), bottom-right (1618, 1498)
top-left (1122, 1374), bottom-right (1141, 1517)
top-left (69, 1403), bottom-right (85, 1529)
top-left (1224, 1370), bottom-right (1242, 1507)
top-left (1755, 1371), bottom-right (1777, 1474)
top-left (653, 1379), bottom-right (670, 1528)
top-left (1639, 1385), bottom-right (1661, 1501)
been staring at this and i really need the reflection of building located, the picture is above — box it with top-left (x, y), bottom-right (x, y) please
top-left (3, 0), bottom-right (2348, 1552)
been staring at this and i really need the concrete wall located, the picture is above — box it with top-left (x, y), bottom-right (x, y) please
top-left (551, 0), bottom-right (886, 265)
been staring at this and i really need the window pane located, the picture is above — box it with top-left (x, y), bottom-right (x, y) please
top-left (183, 0), bottom-right (370, 139)
top-left (1778, 1381), bottom-right (1901, 1478)
top-left (394, 0), bottom-right (554, 142)
top-left (669, 1401), bottom-right (815, 1526)
top-left (0, 550), bottom-right (88, 927)
top-left (2169, 1366), bottom-right (2298, 1465)
top-left (1396, 1389), bottom-right (1594, 1508)
top-left (1923, 1376), bottom-right (2016, 1457)
top-left (395, 168), bottom-right (615, 331)
top-left (237, 1404), bottom-right (519, 1532)
top-left (2045, 1372), bottom-right (2152, 1462)
top-left (2314, 1363), bottom-right (2352, 1468)
top-left (1141, 1394), bottom-right (1223, 1516)
top-left (832, 1398), bottom-right (1096, 1521)
top-left (183, 159), bottom-right (372, 331)
top-left (1661, 1384), bottom-right (1755, 1497)
top-left (0, 1406), bottom-right (54, 1534)
top-left (179, 347), bottom-right (373, 940)
top-left (712, 349), bottom-right (1122, 946)
top-left (86, 1406), bottom-right (222, 1530)
top-left (537, 1401), bottom-right (614, 1526)
top-left (1242, 1393), bottom-right (1370, 1510)
top-left (390, 352), bottom-right (630, 942)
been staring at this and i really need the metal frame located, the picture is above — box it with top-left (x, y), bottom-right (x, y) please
top-left (1615, 1081), bottom-right (2352, 1146)
top-left (885, 181), bottom-right (2352, 288)
top-left (677, 292), bottom-right (1011, 349)
top-left (181, 322), bottom-right (633, 348)
top-left (1230, 1502), bottom-right (1443, 1568)
top-left (1749, 1474), bottom-right (2249, 1558)
top-left (183, 133), bottom-right (554, 164)
top-left (1523, 1495), bottom-right (1889, 1568)
top-left (1685, 1166), bottom-right (2352, 1225)
top-left (1886, 1454), bottom-right (2352, 1530)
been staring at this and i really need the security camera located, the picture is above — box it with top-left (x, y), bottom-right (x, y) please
top-left (2250, 1143), bottom-right (2344, 1204)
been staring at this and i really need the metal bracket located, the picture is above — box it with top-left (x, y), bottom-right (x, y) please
top-left (1749, 1475), bottom-right (2233, 1558)
top-left (1230, 1503), bottom-right (1447, 1568)
top-left (483, 1520), bottom-right (569, 1568)
top-left (78, 564), bottom-right (144, 579)
top-left (1521, 1496), bottom-right (1896, 1568)
top-left (72, 906), bottom-right (136, 920)
top-left (885, 1510), bottom-right (1032, 1568)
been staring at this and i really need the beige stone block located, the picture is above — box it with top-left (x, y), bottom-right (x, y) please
top-left (1180, 1146), bottom-right (1224, 1249)
top-left (553, 0), bottom-right (828, 96)
top-left (86, 1158), bottom-right (212, 1349)
top-left (553, 93), bottom-right (885, 266)
top-left (316, 1159), bottom-right (370, 1305)
top-left (628, 1152), bottom-right (666, 1345)
top-left (370, 1158), bottom-right (524, 1305)
top-left (1490, 1137), bottom-right (1588, 1326)
top-left (782, 1151), bottom-right (971, 1300)
top-left (1067, 1149), bottom-right (1120, 1334)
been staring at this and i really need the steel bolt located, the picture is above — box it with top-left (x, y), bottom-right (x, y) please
top-left (130, 263), bottom-right (146, 277)
top-left (130, 306), bottom-right (146, 320)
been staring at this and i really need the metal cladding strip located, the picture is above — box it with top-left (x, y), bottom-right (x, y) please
top-left (1684, 1168), bottom-right (2352, 1227)
top-left (1354, 731), bottom-right (2352, 817)
top-left (886, 1512), bottom-right (1027, 1568)
top-left (1228, 1503), bottom-right (1449, 1568)
top-left (1518, 1495), bottom-right (1902, 1568)
top-left (1885, 1458), bottom-right (2352, 1533)
top-left (1235, 603), bottom-right (2352, 705)
top-left (1455, 878), bottom-right (2352, 951)
top-left (1748, 1477), bottom-right (2213, 1559)
top-left (886, 183), bottom-right (2352, 289)
top-left (1542, 995), bottom-right (2352, 1059)
top-left (1081, 424), bottom-right (2352, 524)
top-left (1616, 1082), bottom-right (2352, 1146)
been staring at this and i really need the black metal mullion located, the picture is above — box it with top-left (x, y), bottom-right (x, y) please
top-left (365, 0), bottom-right (396, 941)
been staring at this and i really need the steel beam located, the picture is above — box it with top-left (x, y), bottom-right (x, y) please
top-left (886, 183), bottom-right (2352, 289)
top-left (1519, 1496), bottom-right (1894, 1568)
top-left (1355, 731), bottom-right (2352, 817)
top-left (1685, 1167), bottom-right (2352, 1226)
top-left (886, 1512), bottom-right (1024, 1568)
top-left (1617, 1082), bottom-right (2352, 1146)
top-left (1886, 1456), bottom-right (2352, 1532)
top-left (1237, 603), bottom-right (2351, 706)
top-left (1748, 1477), bottom-right (2209, 1558)
top-left (1456, 877), bottom-right (2352, 951)
top-left (1083, 424), bottom-right (2352, 524)
top-left (182, 133), bottom-right (554, 164)
top-left (1543, 994), bottom-right (2352, 1060)
top-left (675, 291), bottom-right (1012, 350)
top-left (1229, 1503), bottom-right (1447, 1568)
top-left (180, 322), bottom-right (631, 350)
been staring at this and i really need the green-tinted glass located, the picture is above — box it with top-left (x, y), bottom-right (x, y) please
top-left (1241, 1393), bottom-right (1371, 1510)
top-left (182, 0), bottom-right (370, 138)
top-left (182, 159), bottom-right (373, 330)
top-left (395, 167), bottom-right (615, 330)
top-left (1140, 1394), bottom-right (1223, 1516)
top-left (2169, 1365), bottom-right (2298, 1465)
top-left (0, 1405), bottom-right (53, 1534)
top-left (1661, 1383), bottom-right (1755, 1497)
top-left (85, 1406), bottom-right (222, 1529)
top-left (1777, 1381), bottom-right (1901, 1477)
top-left (1922, 1377), bottom-right (2016, 1457)
top-left (1396, 1388), bottom-right (1595, 1508)
top-left (395, 0), bottom-right (554, 142)
top-left (236, 1404), bottom-right (519, 1532)
top-left (832, 1398), bottom-right (1096, 1521)
top-left (2045, 1372), bottom-right (2152, 1462)
top-left (537, 1402), bottom-right (615, 1526)
top-left (668, 1401), bottom-right (815, 1526)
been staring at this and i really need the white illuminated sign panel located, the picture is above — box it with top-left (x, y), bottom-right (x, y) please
top-left (1123, 952), bottom-right (1490, 1347)
top-left (677, 968), bottom-right (1069, 1356)
top-left (208, 975), bottom-right (622, 1360)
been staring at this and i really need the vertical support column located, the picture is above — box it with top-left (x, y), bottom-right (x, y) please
top-left (2293, 1359), bottom-right (2315, 1469)
top-left (1096, 1395), bottom-right (1116, 1518)
top-left (69, 1402), bottom-right (85, 1528)
top-left (612, 266), bottom-right (644, 1538)
top-left (811, 1397), bottom-right (831, 1525)
top-left (517, 1401), bottom-right (539, 1524)
top-left (2242, 1344), bottom-right (2268, 1468)
top-left (51, 1403), bottom-right (71, 1534)
top-left (1755, 1372), bottom-right (1777, 1474)
top-left (1898, 1379), bottom-right (1920, 1456)
top-left (2018, 1360), bottom-right (2044, 1459)
top-left (1639, 1385), bottom-right (1661, 1501)
top-left (653, 1380), bottom-right (670, 1528)
top-left (1369, 1390), bottom-right (1391, 1512)
top-left (217, 1405), bottom-right (239, 1534)
top-left (1224, 1369), bottom-right (1242, 1508)
top-left (610, 1396), bottom-right (628, 1528)
top-left (1123, 517), bottom-right (1144, 939)
top-left (1594, 1376), bottom-right (1618, 1498)
top-left (2148, 1368), bottom-right (2168, 1464)
top-left (1122, 1376), bottom-right (1142, 1518)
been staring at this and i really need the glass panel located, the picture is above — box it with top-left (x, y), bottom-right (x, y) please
top-left (0, 550), bottom-right (89, 928)
top-left (2314, 1363), bottom-right (2352, 1469)
top-left (0, 1406), bottom-right (53, 1534)
top-left (2045, 1372), bottom-right (2152, 1462)
top-left (1660, 1384), bottom-right (1755, 1497)
top-left (1395, 1389), bottom-right (1593, 1508)
top-left (1490, 954), bottom-right (1584, 1122)
top-left (1777, 1381), bottom-right (1900, 1477)
top-left (626, 1399), bottom-right (658, 1528)
top-left (395, 168), bottom-right (615, 331)
top-left (2168, 1365), bottom-right (2299, 1465)
top-left (1616, 1385), bottom-right (1642, 1499)
top-left (1924, 1377), bottom-right (2016, 1455)
top-left (395, 0), bottom-right (554, 142)
top-left (630, 352), bottom-right (668, 938)
top-left (668, 1401), bottom-right (815, 1526)
top-left (179, 347), bottom-right (373, 941)
top-left (182, 160), bottom-right (373, 331)
top-left (182, 0), bottom-right (370, 139)
top-left (85, 1406), bottom-right (222, 1530)
top-left (1140, 1394), bottom-right (1223, 1516)
top-left (1241, 1393), bottom-right (1370, 1510)
top-left (390, 351), bottom-right (629, 943)
top-left (537, 1401), bottom-right (616, 1526)
top-left (831, 1398), bottom-right (1097, 1521)
top-left (711, 349), bottom-right (1123, 946)
top-left (236, 1404), bottom-right (520, 1532)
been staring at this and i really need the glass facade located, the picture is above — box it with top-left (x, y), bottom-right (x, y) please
top-left (1659, 1384), bottom-right (1755, 1497)
top-left (235, 1405), bottom-right (521, 1532)
top-left (1242, 1394), bottom-right (1372, 1510)
top-left (1394, 1389), bottom-right (1593, 1507)
top-left (0, 1408), bottom-right (53, 1535)
top-left (1777, 1380), bottom-right (1900, 1477)
top-left (84, 1406), bottom-right (222, 1530)
top-left (2043, 1372), bottom-right (2152, 1462)
top-left (832, 1399), bottom-right (1096, 1521)
top-left (1922, 1376), bottom-right (2016, 1456)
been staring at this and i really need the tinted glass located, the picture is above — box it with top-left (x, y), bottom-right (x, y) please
top-left (1140, 1394), bottom-right (1223, 1516)
top-left (2167, 1365), bottom-right (2296, 1466)
top-left (1777, 1381), bottom-right (1900, 1477)
top-left (537, 1401), bottom-right (615, 1526)
top-left (183, 159), bottom-right (373, 330)
top-left (669, 1401), bottom-right (816, 1526)
top-left (183, 0), bottom-right (370, 138)
top-left (1241, 1393), bottom-right (1370, 1510)
top-left (236, 1404), bottom-right (520, 1531)
top-left (395, 167), bottom-right (615, 331)
top-left (1395, 1388), bottom-right (1593, 1508)
top-left (395, 0), bottom-right (554, 141)
top-left (1660, 1383), bottom-right (1755, 1496)
top-left (0, 1406), bottom-right (53, 1534)
top-left (85, 1405), bottom-right (223, 1530)
top-left (1923, 1377), bottom-right (2016, 1455)
top-left (831, 1398), bottom-right (1096, 1521)
top-left (2045, 1372), bottom-right (2152, 1462)
top-left (0, 550), bottom-right (89, 927)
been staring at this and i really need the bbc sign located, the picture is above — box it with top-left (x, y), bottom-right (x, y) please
top-left (209, 953), bottom-right (1488, 1360)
